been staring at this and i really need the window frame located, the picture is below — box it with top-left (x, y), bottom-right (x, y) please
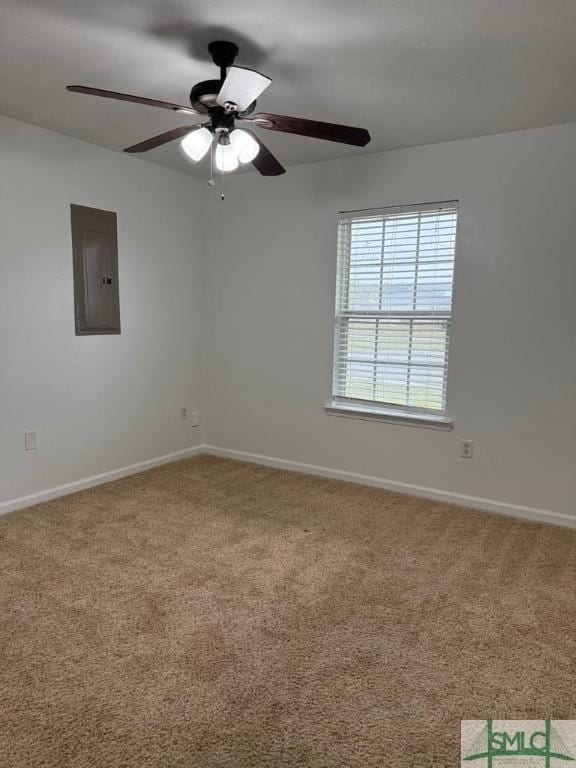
top-left (326, 200), bottom-right (458, 429)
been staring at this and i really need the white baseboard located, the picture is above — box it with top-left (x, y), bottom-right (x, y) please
top-left (0, 445), bottom-right (204, 517)
top-left (3, 442), bottom-right (573, 531)
top-left (204, 444), bottom-right (576, 530)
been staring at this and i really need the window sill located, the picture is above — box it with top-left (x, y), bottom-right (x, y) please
top-left (324, 401), bottom-right (454, 430)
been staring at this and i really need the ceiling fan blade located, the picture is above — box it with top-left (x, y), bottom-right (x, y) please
top-left (242, 130), bottom-right (285, 176)
top-left (243, 112), bottom-right (371, 146)
top-left (216, 67), bottom-right (272, 112)
top-left (124, 126), bottom-right (197, 153)
top-left (67, 86), bottom-right (198, 115)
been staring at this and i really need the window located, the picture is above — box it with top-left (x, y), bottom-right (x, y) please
top-left (330, 201), bottom-right (458, 423)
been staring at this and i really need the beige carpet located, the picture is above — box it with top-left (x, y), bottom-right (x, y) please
top-left (1, 456), bottom-right (575, 767)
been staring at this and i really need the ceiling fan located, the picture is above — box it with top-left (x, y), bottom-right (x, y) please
top-left (67, 40), bottom-right (371, 176)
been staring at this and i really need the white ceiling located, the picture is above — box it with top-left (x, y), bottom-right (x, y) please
top-left (1, 0), bottom-right (575, 176)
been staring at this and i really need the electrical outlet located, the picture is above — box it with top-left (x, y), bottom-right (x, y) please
top-left (460, 440), bottom-right (474, 459)
top-left (181, 407), bottom-right (199, 427)
top-left (24, 431), bottom-right (38, 451)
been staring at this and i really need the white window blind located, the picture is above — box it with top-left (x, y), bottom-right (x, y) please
top-left (332, 201), bottom-right (458, 415)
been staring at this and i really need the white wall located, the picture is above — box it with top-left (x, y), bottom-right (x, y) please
top-left (2, 116), bottom-right (575, 519)
top-left (203, 123), bottom-right (576, 517)
top-left (0, 115), bottom-right (204, 506)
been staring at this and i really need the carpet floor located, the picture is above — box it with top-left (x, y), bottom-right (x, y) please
top-left (1, 455), bottom-right (575, 767)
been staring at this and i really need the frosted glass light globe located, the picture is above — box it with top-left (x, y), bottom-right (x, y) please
top-left (229, 128), bottom-right (260, 164)
top-left (180, 127), bottom-right (213, 162)
top-left (215, 141), bottom-right (239, 172)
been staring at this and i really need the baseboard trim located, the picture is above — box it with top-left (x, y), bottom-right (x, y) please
top-left (204, 444), bottom-right (576, 529)
top-left (0, 446), bottom-right (204, 517)
top-left (3, 443), bottom-right (573, 530)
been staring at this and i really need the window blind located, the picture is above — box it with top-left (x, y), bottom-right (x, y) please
top-left (333, 201), bottom-right (458, 414)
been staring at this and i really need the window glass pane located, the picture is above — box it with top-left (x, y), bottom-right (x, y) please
top-left (335, 317), bottom-right (449, 411)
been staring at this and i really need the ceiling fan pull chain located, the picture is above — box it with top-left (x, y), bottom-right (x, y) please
top-left (208, 141), bottom-right (216, 188)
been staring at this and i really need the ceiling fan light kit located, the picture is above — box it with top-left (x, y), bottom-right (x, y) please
top-left (66, 40), bottom-right (371, 178)
top-left (180, 125), bottom-right (260, 170)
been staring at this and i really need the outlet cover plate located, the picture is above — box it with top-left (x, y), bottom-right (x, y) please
top-left (460, 439), bottom-right (474, 459)
top-left (25, 431), bottom-right (38, 451)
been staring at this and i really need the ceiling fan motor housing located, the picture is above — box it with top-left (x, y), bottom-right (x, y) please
top-left (189, 81), bottom-right (256, 118)
top-left (189, 80), bottom-right (224, 113)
